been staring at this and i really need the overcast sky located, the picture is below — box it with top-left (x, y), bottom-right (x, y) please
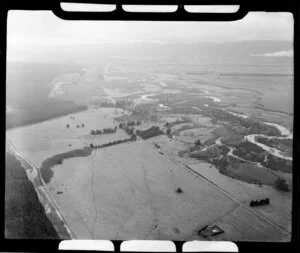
top-left (7, 9), bottom-right (293, 46)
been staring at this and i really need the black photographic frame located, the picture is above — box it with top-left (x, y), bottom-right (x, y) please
top-left (0, 1), bottom-right (299, 253)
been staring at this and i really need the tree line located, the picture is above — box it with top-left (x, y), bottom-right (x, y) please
top-left (119, 120), bottom-right (141, 128)
top-left (89, 134), bottom-right (137, 149)
top-left (90, 126), bottom-right (117, 135)
top-left (136, 126), bottom-right (163, 140)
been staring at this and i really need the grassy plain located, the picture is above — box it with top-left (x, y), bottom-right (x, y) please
top-left (46, 140), bottom-right (238, 240)
top-left (6, 108), bottom-right (128, 168)
top-left (189, 162), bottom-right (292, 234)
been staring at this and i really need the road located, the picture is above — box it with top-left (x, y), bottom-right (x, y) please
top-left (6, 139), bottom-right (76, 239)
top-left (159, 149), bottom-right (291, 237)
top-left (6, 136), bottom-right (291, 239)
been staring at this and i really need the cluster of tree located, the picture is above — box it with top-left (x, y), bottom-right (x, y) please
top-left (89, 134), bottom-right (136, 149)
top-left (90, 126), bottom-right (117, 135)
top-left (136, 126), bottom-right (163, 139)
top-left (217, 157), bottom-right (228, 175)
top-left (119, 123), bottom-right (135, 135)
top-left (66, 123), bottom-right (84, 128)
top-left (132, 108), bottom-right (150, 116)
top-left (129, 120), bottom-right (142, 126)
top-left (250, 198), bottom-right (270, 207)
top-left (262, 154), bottom-right (292, 173)
top-left (124, 126), bottom-right (135, 135)
top-left (115, 100), bottom-right (132, 109)
top-left (119, 121), bottom-right (142, 128)
top-left (190, 146), bottom-right (230, 161)
top-left (231, 141), bottom-right (265, 163)
top-left (275, 177), bottom-right (290, 192)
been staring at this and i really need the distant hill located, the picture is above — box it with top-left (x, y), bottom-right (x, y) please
top-left (8, 40), bottom-right (293, 65)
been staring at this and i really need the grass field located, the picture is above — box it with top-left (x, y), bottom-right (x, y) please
top-left (189, 162), bottom-right (292, 234)
top-left (46, 140), bottom-right (238, 240)
top-left (227, 163), bottom-right (278, 186)
top-left (214, 206), bottom-right (290, 242)
top-left (6, 108), bottom-right (127, 168)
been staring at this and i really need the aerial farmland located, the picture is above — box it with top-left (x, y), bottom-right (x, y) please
top-left (5, 15), bottom-right (293, 241)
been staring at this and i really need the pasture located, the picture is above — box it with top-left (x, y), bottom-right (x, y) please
top-left (46, 140), bottom-right (238, 240)
top-left (6, 108), bottom-right (128, 168)
top-left (189, 162), bottom-right (292, 234)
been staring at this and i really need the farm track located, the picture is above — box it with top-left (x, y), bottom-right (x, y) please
top-left (102, 149), bottom-right (137, 239)
top-left (90, 150), bottom-right (98, 239)
top-left (141, 144), bottom-right (160, 239)
top-left (74, 209), bottom-right (94, 237)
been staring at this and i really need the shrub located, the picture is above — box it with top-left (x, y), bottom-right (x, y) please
top-left (195, 139), bottom-right (202, 146)
top-left (131, 134), bottom-right (137, 141)
top-left (127, 121), bottom-right (135, 126)
top-left (176, 187), bottom-right (183, 193)
top-left (275, 177), bottom-right (290, 192)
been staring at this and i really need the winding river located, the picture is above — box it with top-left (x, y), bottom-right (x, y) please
top-left (221, 109), bottom-right (292, 161)
top-left (244, 122), bottom-right (292, 161)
